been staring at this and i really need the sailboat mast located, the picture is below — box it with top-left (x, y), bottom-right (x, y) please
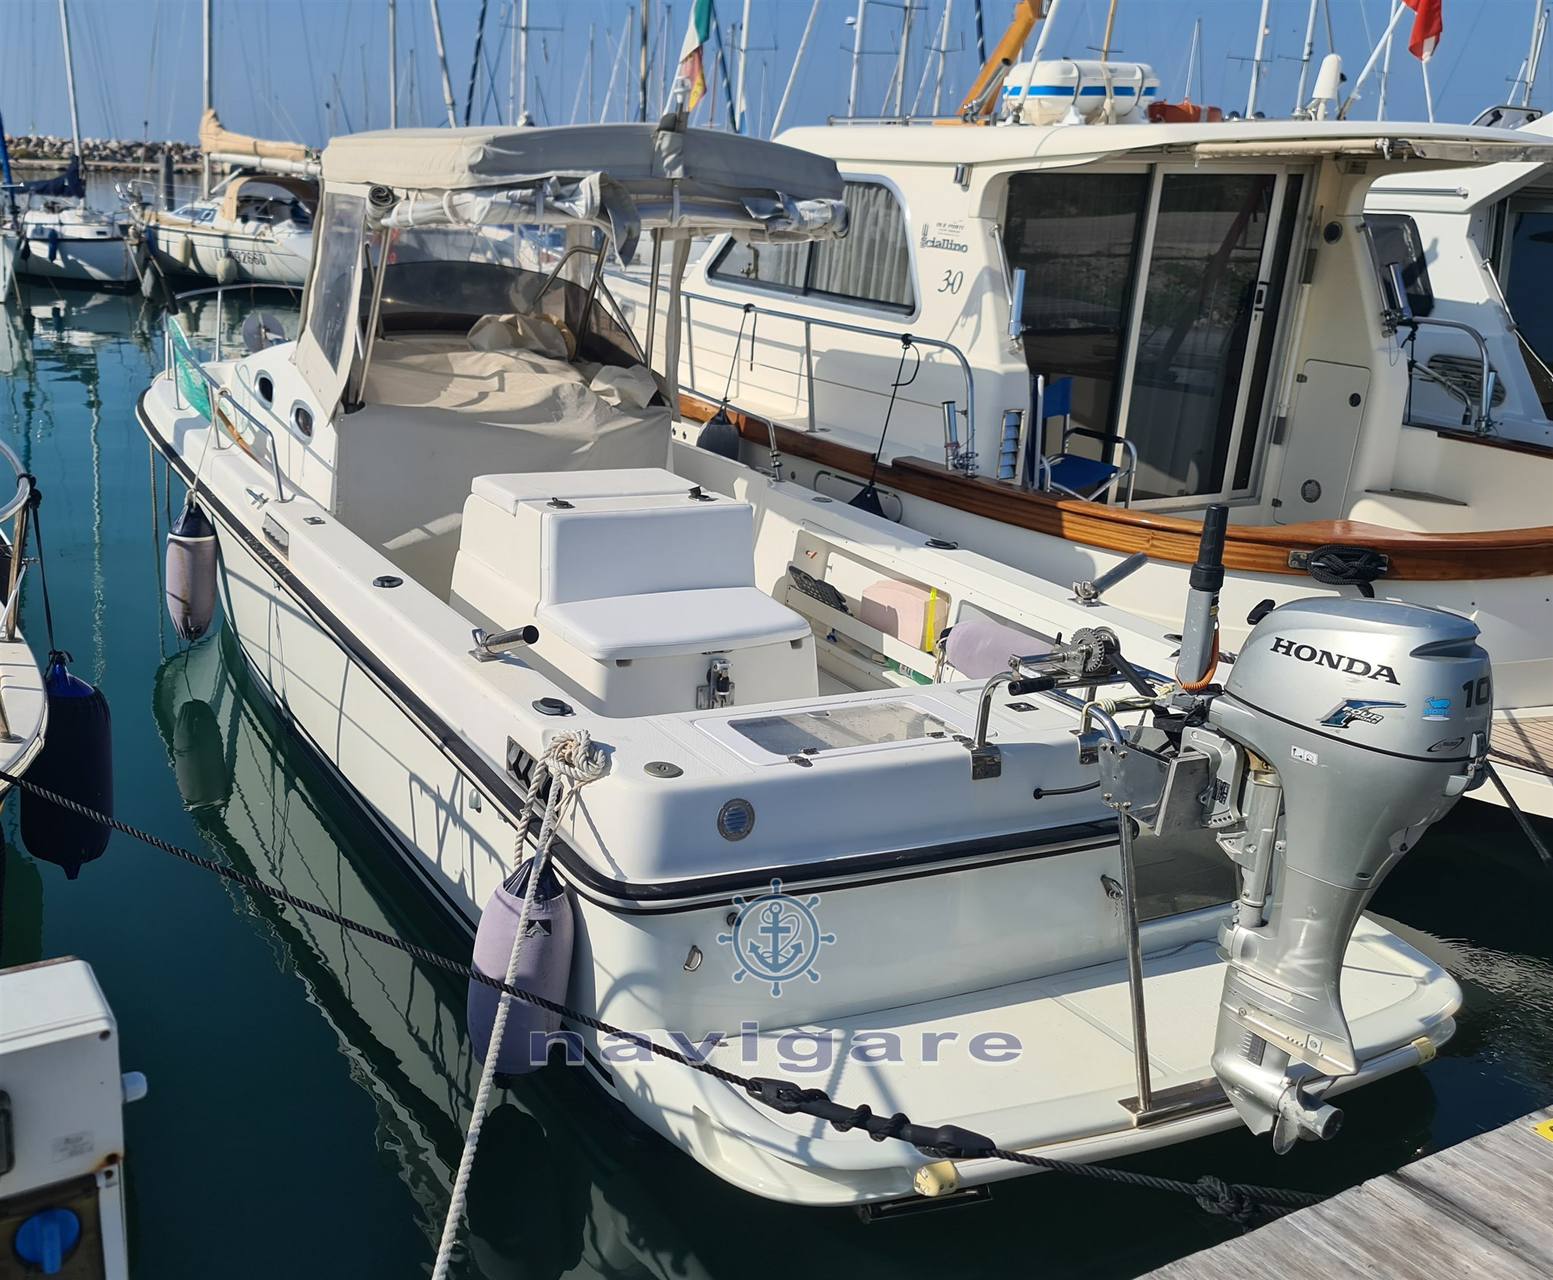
top-left (735, 0), bottom-right (753, 131)
top-left (428, 0), bottom-right (458, 126)
top-left (1100, 0), bottom-right (1119, 62)
top-left (388, 0), bottom-right (399, 127)
top-left (199, 0), bottom-right (212, 194)
top-left (931, 0), bottom-right (955, 117)
top-left (57, 0), bottom-right (83, 157)
top-left (1246, 0), bottom-right (1270, 116)
top-left (518, 0), bottom-right (530, 122)
top-left (639, 0), bottom-right (650, 122)
top-left (847, 0), bottom-right (867, 118)
top-left (772, 0), bottom-right (821, 137)
top-left (1524, 4), bottom-right (1549, 107)
top-left (1293, 0), bottom-right (1319, 112)
top-left (891, 0), bottom-right (915, 117)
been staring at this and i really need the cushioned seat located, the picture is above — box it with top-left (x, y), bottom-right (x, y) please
top-left (539, 587), bottom-right (811, 661)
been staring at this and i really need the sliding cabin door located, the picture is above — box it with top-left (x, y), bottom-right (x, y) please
top-left (1497, 193), bottom-right (1553, 378)
top-left (1004, 167), bottom-right (1304, 507)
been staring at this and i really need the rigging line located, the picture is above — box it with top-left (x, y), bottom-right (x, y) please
top-left (162, 0), bottom-right (188, 141)
top-left (0, 759), bottom-right (1323, 1226)
top-left (298, 0), bottom-right (325, 142)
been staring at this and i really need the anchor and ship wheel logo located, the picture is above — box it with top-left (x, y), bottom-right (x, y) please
top-left (718, 879), bottom-right (836, 996)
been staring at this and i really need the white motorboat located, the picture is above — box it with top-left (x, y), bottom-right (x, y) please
top-left (138, 116), bottom-right (1484, 1209)
top-left (610, 36), bottom-right (1553, 816)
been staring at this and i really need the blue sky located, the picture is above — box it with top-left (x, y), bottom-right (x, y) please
top-left (0, 0), bottom-right (1545, 144)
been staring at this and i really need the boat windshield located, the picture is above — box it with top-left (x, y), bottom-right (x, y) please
top-left (375, 225), bottom-right (641, 366)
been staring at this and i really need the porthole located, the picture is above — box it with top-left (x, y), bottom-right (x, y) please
top-left (256, 373), bottom-right (274, 404)
top-left (291, 403), bottom-right (314, 438)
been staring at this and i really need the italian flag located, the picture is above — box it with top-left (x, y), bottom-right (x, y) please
top-left (677, 0), bottom-right (715, 109)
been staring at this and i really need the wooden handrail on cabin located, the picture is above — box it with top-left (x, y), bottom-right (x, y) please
top-left (680, 392), bottom-right (1553, 583)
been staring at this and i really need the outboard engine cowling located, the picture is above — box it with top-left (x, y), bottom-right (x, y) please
top-left (1206, 597), bottom-right (1490, 1149)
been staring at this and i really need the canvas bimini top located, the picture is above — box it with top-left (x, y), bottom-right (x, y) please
top-left (320, 114), bottom-right (848, 264)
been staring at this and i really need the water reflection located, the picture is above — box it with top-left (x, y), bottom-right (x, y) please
top-left (150, 631), bottom-right (722, 1278)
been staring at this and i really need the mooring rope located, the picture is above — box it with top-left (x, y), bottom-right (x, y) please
top-left (0, 763), bottom-right (1322, 1225)
top-left (431, 731), bottom-right (606, 1280)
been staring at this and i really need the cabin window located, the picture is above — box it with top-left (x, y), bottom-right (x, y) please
top-left (1364, 213), bottom-right (1434, 318)
top-left (305, 192), bottom-right (368, 372)
top-left (808, 182), bottom-right (913, 308)
top-left (1500, 206), bottom-right (1553, 371)
top-left (711, 239), bottom-right (808, 293)
top-left (708, 181), bottom-right (914, 312)
top-left (1003, 171), bottom-right (1149, 440)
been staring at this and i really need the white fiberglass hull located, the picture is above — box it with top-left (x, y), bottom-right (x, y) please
top-left (140, 372), bottom-right (1464, 1207)
top-left (144, 222), bottom-right (311, 287)
top-left (2, 226), bottom-right (136, 287)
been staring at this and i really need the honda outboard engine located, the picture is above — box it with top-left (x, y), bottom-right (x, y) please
top-left (1201, 596), bottom-right (1490, 1149)
top-left (1002, 508), bottom-right (1497, 1154)
top-left (970, 509), bottom-right (1491, 1154)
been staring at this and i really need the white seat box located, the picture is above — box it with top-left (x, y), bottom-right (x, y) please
top-left (451, 469), bottom-right (818, 714)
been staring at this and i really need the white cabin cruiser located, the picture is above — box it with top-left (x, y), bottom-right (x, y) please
top-left (612, 100), bottom-right (1553, 816)
top-left (138, 117), bottom-right (1483, 1209)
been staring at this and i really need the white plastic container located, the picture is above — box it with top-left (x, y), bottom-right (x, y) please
top-left (1002, 60), bottom-right (1160, 125)
top-left (0, 958), bottom-right (140, 1279)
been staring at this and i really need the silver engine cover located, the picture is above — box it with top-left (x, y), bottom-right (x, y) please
top-left (1207, 597), bottom-right (1489, 1146)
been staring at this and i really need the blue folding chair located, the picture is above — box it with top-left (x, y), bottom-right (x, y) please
top-left (1027, 375), bottom-right (1137, 506)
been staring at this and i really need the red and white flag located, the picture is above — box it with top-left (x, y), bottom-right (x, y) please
top-left (1402, 0), bottom-right (1444, 62)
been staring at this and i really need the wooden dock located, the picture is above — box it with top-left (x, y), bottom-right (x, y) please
top-left (1146, 1106), bottom-right (1553, 1280)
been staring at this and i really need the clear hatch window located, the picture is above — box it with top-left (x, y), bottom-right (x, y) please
top-left (731, 702), bottom-right (949, 756)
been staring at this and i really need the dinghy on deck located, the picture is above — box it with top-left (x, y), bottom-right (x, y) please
top-left (137, 112), bottom-right (1483, 1211)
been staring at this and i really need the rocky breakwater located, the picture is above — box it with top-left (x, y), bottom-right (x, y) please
top-left (5, 134), bottom-right (200, 172)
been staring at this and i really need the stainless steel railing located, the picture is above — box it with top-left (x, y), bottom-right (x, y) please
top-left (1402, 315), bottom-right (1499, 435)
top-left (164, 316), bottom-right (288, 501)
top-left (673, 289), bottom-right (981, 473)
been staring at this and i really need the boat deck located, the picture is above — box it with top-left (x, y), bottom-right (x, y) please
top-left (1145, 1107), bottom-right (1553, 1279)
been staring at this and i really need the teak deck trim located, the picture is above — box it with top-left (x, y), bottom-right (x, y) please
top-left (681, 394), bottom-right (1553, 582)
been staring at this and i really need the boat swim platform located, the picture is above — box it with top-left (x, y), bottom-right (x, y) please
top-left (1144, 1106), bottom-right (1553, 1280)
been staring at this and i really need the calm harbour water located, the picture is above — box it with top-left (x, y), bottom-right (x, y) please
top-left (1, 280), bottom-right (1550, 1280)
